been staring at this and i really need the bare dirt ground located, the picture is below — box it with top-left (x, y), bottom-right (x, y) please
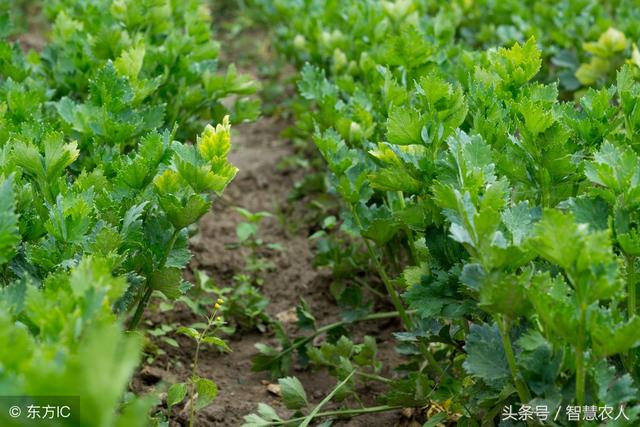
top-left (135, 116), bottom-right (406, 426)
top-left (133, 13), bottom-right (410, 427)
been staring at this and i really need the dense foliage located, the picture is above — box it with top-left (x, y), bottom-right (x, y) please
top-left (5, 0), bottom-right (640, 425)
top-left (0, 1), bottom-right (257, 425)
top-left (244, 0), bottom-right (640, 425)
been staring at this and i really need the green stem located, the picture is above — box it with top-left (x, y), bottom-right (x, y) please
top-left (352, 206), bottom-right (445, 377)
top-left (396, 191), bottom-right (418, 265)
top-left (355, 371), bottom-right (392, 384)
top-left (300, 371), bottom-right (356, 427)
top-left (269, 311), bottom-right (413, 364)
top-left (422, 343), bottom-right (445, 377)
top-left (351, 207), bottom-right (412, 329)
top-left (576, 304), bottom-right (587, 409)
top-left (498, 316), bottom-right (531, 404)
top-left (625, 255), bottom-right (638, 370)
top-left (128, 229), bottom-right (182, 330)
top-left (540, 181), bottom-right (550, 208)
top-left (189, 311), bottom-right (218, 427)
top-left (160, 229), bottom-right (182, 268)
top-left (627, 254), bottom-right (637, 319)
top-left (274, 405), bottom-right (403, 426)
top-left (128, 287), bottom-right (153, 330)
top-left (352, 277), bottom-right (387, 300)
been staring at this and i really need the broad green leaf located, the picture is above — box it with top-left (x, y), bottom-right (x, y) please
top-left (502, 201), bottom-right (538, 246)
top-left (195, 377), bottom-right (218, 410)
top-left (298, 63), bottom-right (336, 101)
top-left (149, 268), bottom-right (183, 299)
top-left (278, 376), bottom-right (308, 410)
top-left (167, 382), bottom-right (188, 407)
top-left (43, 133), bottom-right (79, 181)
top-left (463, 323), bottom-right (509, 385)
top-left (585, 142), bottom-right (640, 197)
top-left (0, 176), bottom-right (19, 265)
top-left (202, 336), bottom-right (231, 352)
top-left (176, 327), bottom-right (200, 340)
top-left (530, 210), bottom-right (613, 274)
top-left (593, 360), bottom-right (637, 407)
top-left (236, 222), bottom-right (257, 242)
top-left (590, 312), bottom-right (640, 357)
top-left (423, 413), bottom-right (447, 427)
top-left (561, 197), bottom-right (609, 231)
top-left (386, 106), bottom-right (422, 145)
top-left (242, 403), bottom-right (282, 427)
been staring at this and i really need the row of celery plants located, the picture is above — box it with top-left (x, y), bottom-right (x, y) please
top-left (244, 0), bottom-right (640, 425)
top-left (0, 1), bottom-right (258, 425)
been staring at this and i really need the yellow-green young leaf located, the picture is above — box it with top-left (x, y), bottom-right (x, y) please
top-left (494, 36), bottom-right (541, 86)
top-left (198, 116), bottom-right (231, 161)
top-left (174, 156), bottom-right (237, 194)
top-left (208, 163), bottom-right (239, 192)
top-left (158, 193), bottom-right (210, 230)
top-left (153, 170), bottom-right (183, 195)
top-left (576, 57), bottom-right (611, 85)
top-left (529, 210), bottom-right (580, 270)
top-left (368, 168), bottom-right (422, 193)
top-left (12, 142), bottom-right (45, 180)
top-left (245, 403), bottom-right (283, 424)
top-left (51, 11), bottom-right (83, 40)
top-left (167, 382), bottom-right (188, 408)
top-left (516, 100), bottom-right (554, 136)
top-left (618, 229), bottom-right (640, 256)
top-left (44, 136), bottom-right (79, 182)
top-left (584, 27), bottom-right (627, 57)
top-left (402, 262), bottom-right (429, 288)
top-left (115, 44), bottom-right (145, 80)
top-left (631, 44), bottom-right (640, 68)
top-left (368, 143), bottom-right (423, 194)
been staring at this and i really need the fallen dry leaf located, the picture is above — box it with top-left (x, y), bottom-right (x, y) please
top-left (275, 307), bottom-right (297, 323)
top-left (266, 383), bottom-right (281, 396)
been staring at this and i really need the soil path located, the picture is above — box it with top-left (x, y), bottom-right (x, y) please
top-left (136, 23), bottom-right (405, 427)
top-left (139, 115), bottom-right (402, 426)
top-left (190, 116), bottom-right (339, 425)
